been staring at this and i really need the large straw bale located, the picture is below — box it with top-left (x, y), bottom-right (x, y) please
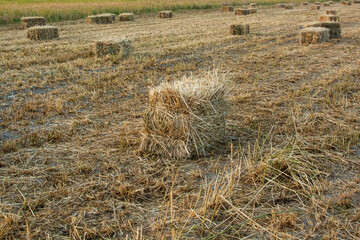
top-left (229, 24), bottom-right (250, 35)
top-left (319, 14), bottom-right (339, 22)
top-left (276, 3), bottom-right (285, 7)
top-left (27, 26), bottom-right (58, 40)
top-left (311, 5), bottom-right (321, 10)
top-left (93, 39), bottom-right (131, 58)
top-left (235, 9), bottom-right (250, 15)
top-left (158, 11), bottom-right (173, 18)
top-left (305, 21), bottom-right (341, 38)
top-left (326, 10), bottom-right (337, 14)
top-left (221, 6), bottom-right (234, 12)
top-left (300, 27), bottom-right (330, 44)
top-left (119, 13), bottom-right (134, 21)
top-left (284, 4), bottom-right (294, 9)
top-left (140, 73), bottom-right (227, 159)
top-left (87, 14), bottom-right (114, 24)
top-left (323, 2), bottom-right (330, 6)
top-left (21, 16), bottom-right (46, 28)
top-left (249, 8), bottom-right (258, 14)
top-left (302, 2), bottom-right (309, 5)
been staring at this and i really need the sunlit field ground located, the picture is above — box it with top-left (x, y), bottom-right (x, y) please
top-left (1, 2), bottom-right (360, 239)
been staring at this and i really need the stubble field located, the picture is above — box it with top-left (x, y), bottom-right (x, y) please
top-left (1, 2), bottom-right (360, 239)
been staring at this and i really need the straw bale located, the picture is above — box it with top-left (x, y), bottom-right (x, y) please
top-left (93, 39), bottom-right (131, 58)
top-left (305, 21), bottom-right (341, 38)
top-left (27, 26), bottom-right (58, 41)
top-left (249, 8), bottom-right (258, 14)
top-left (323, 2), bottom-right (330, 6)
top-left (21, 17), bottom-right (46, 29)
top-left (229, 24), bottom-right (250, 35)
top-left (250, 3), bottom-right (257, 7)
top-left (341, 1), bottom-right (346, 4)
top-left (314, 2), bottom-right (321, 5)
top-left (344, 1), bottom-right (352, 5)
top-left (140, 73), bottom-right (227, 159)
top-left (354, 0), bottom-right (360, 3)
top-left (300, 27), bottom-right (330, 44)
top-left (319, 14), bottom-right (339, 22)
top-left (158, 11), bottom-right (173, 18)
top-left (276, 3), bottom-right (285, 7)
top-left (326, 10), bottom-right (337, 14)
top-left (87, 14), bottom-right (114, 24)
top-left (302, 2), bottom-right (309, 5)
top-left (329, 1), bottom-right (334, 3)
top-left (284, 4), bottom-right (294, 9)
top-left (235, 9), bottom-right (250, 15)
top-left (119, 13), bottom-right (134, 21)
top-left (311, 5), bottom-right (321, 10)
top-left (221, 6), bottom-right (234, 12)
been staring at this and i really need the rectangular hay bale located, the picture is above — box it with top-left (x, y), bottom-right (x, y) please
top-left (158, 11), bottom-right (173, 18)
top-left (21, 16), bottom-right (46, 28)
top-left (221, 6), bottom-right (234, 12)
top-left (311, 5), bottom-right (321, 10)
top-left (248, 8), bottom-right (258, 14)
top-left (250, 3), bottom-right (257, 7)
top-left (344, 1), bottom-right (352, 5)
top-left (87, 14), bottom-right (114, 24)
top-left (119, 13), bottom-right (134, 21)
top-left (323, 2), bottom-right (330, 6)
top-left (300, 27), bottom-right (330, 44)
top-left (235, 9), bottom-right (250, 15)
top-left (319, 14), bottom-right (339, 22)
top-left (229, 24), bottom-right (250, 35)
top-left (326, 10), bottom-right (337, 14)
top-left (284, 4), bottom-right (294, 9)
top-left (329, 1), bottom-right (334, 3)
top-left (314, 2), bottom-right (321, 5)
top-left (305, 21), bottom-right (341, 38)
top-left (276, 3), bottom-right (285, 7)
top-left (93, 39), bottom-right (131, 58)
top-left (302, 2), bottom-right (309, 5)
top-left (27, 26), bottom-right (58, 40)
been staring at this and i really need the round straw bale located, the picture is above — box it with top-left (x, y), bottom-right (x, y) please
top-left (235, 8), bottom-right (250, 15)
top-left (326, 10), bottom-right (337, 14)
top-left (93, 39), bottom-right (131, 58)
top-left (248, 8), bottom-right (258, 14)
top-left (300, 27), bottom-right (330, 45)
top-left (311, 5), bottom-right (321, 10)
top-left (229, 24), bottom-right (250, 35)
top-left (284, 4), bottom-right (294, 9)
top-left (158, 11), bottom-right (173, 18)
top-left (119, 13), bottom-right (134, 21)
top-left (221, 6), bottom-right (234, 12)
top-left (319, 14), bottom-right (339, 22)
top-left (21, 16), bottom-right (46, 29)
top-left (27, 26), bottom-right (58, 41)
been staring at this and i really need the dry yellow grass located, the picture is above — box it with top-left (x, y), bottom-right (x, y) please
top-left (0, 3), bottom-right (360, 239)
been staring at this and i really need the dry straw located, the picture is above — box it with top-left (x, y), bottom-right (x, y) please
top-left (221, 6), bottom-right (234, 12)
top-left (305, 21), bottom-right (341, 38)
top-left (235, 9), bottom-right (250, 15)
top-left (119, 13), bottom-right (134, 21)
top-left (326, 10), bottom-right (337, 14)
top-left (21, 17), bottom-right (46, 28)
top-left (311, 5), bottom-right (321, 10)
top-left (93, 39), bottom-right (131, 58)
top-left (284, 4), bottom-right (294, 9)
top-left (87, 13), bottom-right (114, 24)
top-left (139, 71), bottom-right (227, 159)
top-left (276, 3), bottom-right (285, 7)
top-left (229, 24), bottom-right (250, 35)
top-left (300, 27), bottom-right (330, 44)
top-left (27, 26), bottom-right (58, 40)
top-left (319, 14), bottom-right (339, 22)
top-left (158, 11), bottom-right (173, 18)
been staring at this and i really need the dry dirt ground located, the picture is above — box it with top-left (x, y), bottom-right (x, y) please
top-left (1, 3), bottom-right (360, 239)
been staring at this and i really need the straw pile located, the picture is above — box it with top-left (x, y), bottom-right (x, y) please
top-left (305, 21), bottom-right (341, 38)
top-left (221, 6), bottom-right (234, 12)
top-left (302, 2), bottom-right (309, 5)
top-left (158, 11), bottom-right (173, 18)
top-left (276, 3), bottom-right (285, 7)
top-left (311, 5), bottom-right (321, 10)
top-left (139, 73), bottom-right (227, 159)
top-left (87, 14), bottom-right (114, 24)
top-left (284, 4), bottom-right (294, 9)
top-left (319, 14), bottom-right (339, 22)
top-left (119, 13), bottom-right (134, 21)
top-left (300, 27), bottom-right (330, 44)
top-left (250, 3), bottom-right (256, 7)
top-left (229, 24), bottom-right (250, 35)
top-left (235, 9), bottom-right (250, 15)
top-left (27, 26), bottom-right (58, 40)
top-left (249, 8), bottom-right (258, 14)
top-left (21, 17), bottom-right (46, 29)
top-left (326, 10), bottom-right (337, 14)
top-left (93, 39), bottom-right (131, 58)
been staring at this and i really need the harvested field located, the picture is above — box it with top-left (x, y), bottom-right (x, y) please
top-left (1, 3), bottom-right (360, 239)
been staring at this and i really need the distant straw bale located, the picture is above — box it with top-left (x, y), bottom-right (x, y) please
top-left (305, 21), bottom-right (341, 38)
top-left (250, 3), bottom-right (257, 7)
top-left (314, 2), bottom-right (321, 5)
top-left (21, 17), bottom-right (46, 29)
top-left (249, 8), bottom-right (258, 14)
top-left (119, 13), bottom-right (134, 21)
top-left (284, 4), bottom-right (294, 9)
top-left (221, 6), bottom-right (234, 12)
top-left (302, 2), bottom-right (309, 5)
top-left (319, 14), bottom-right (339, 22)
top-left (235, 9), bottom-right (250, 15)
top-left (93, 39), bottom-right (131, 58)
top-left (140, 72), bottom-right (227, 159)
top-left (329, 0), bottom-right (334, 3)
top-left (326, 10), bottom-right (337, 14)
top-left (229, 24), bottom-right (250, 35)
top-left (323, 2), bottom-right (330, 6)
top-left (344, 1), bottom-right (352, 5)
top-left (27, 26), bottom-right (58, 40)
top-left (276, 3), bottom-right (285, 7)
top-left (87, 14), bottom-right (114, 24)
top-left (311, 5), bottom-right (321, 10)
top-left (300, 27), bottom-right (330, 44)
top-left (158, 11), bottom-right (173, 18)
